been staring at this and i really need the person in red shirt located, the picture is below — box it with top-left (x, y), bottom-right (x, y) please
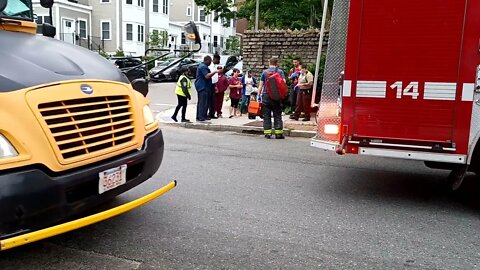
top-left (228, 68), bottom-right (242, 118)
top-left (214, 66), bottom-right (229, 118)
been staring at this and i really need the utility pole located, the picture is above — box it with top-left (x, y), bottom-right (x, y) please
top-left (311, 0), bottom-right (330, 108)
top-left (255, 0), bottom-right (259, 30)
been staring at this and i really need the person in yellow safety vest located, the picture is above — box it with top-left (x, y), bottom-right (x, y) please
top-left (172, 67), bottom-right (193, 123)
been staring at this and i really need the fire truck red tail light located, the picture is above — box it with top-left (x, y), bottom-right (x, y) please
top-left (324, 124), bottom-right (340, 135)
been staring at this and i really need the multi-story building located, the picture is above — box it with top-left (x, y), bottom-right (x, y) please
top-left (33, 0), bottom-right (236, 56)
top-left (89, 0), bottom-right (170, 56)
top-left (33, 0), bottom-right (92, 47)
top-left (34, 0), bottom-right (170, 56)
top-left (168, 0), bottom-right (236, 54)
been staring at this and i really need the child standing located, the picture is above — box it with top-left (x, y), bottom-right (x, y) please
top-left (228, 68), bottom-right (242, 118)
top-left (241, 69), bottom-right (257, 115)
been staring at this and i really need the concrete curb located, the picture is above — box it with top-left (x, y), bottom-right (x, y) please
top-left (160, 121), bottom-right (316, 138)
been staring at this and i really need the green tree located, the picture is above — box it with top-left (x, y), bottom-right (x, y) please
top-left (114, 49), bottom-right (125, 57)
top-left (194, 0), bottom-right (237, 27)
top-left (147, 30), bottom-right (169, 49)
top-left (225, 36), bottom-right (241, 55)
top-left (195, 0), bottom-right (333, 30)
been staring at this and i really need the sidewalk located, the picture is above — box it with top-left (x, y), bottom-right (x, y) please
top-left (155, 101), bottom-right (318, 138)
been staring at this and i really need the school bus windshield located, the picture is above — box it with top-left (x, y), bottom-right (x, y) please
top-left (1, 0), bottom-right (33, 21)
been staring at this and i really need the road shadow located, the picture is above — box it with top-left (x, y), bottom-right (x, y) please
top-left (323, 168), bottom-right (480, 213)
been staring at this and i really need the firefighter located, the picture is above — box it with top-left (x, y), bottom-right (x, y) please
top-left (172, 67), bottom-right (192, 123)
top-left (258, 57), bottom-right (287, 139)
top-left (290, 65), bottom-right (314, 121)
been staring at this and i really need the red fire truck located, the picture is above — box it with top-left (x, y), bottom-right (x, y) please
top-left (312, 0), bottom-right (480, 191)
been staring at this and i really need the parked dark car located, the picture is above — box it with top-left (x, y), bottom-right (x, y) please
top-left (149, 57), bottom-right (200, 82)
top-left (110, 57), bottom-right (147, 82)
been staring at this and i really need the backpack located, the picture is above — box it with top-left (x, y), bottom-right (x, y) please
top-left (265, 68), bottom-right (288, 101)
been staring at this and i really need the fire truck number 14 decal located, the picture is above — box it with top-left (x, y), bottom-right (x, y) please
top-left (390, 81), bottom-right (419, 99)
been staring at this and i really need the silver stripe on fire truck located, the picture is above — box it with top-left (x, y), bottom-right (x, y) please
top-left (462, 83), bottom-right (475, 101)
top-left (343, 80), bottom-right (352, 97)
top-left (311, 139), bottom-right (337, 151)
top-left (423, 82), bottom-right (457, 101)
top-left (356, 81), bottom-right (387, 98)
top-left (358, 148), bottom-right (466, 164)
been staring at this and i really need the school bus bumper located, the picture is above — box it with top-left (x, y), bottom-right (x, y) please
top-left (0, 180), bottom-right (176, 251)
top-left (0, 128), bottom-right (166, 242)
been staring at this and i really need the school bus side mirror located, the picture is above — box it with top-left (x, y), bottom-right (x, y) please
top-left (131, 78), bottom-right (149, 97)
top-left (183, 21), bottom-right (201, 45)
top-left (0, 0), bottom-right (7, 13)
top-left (40, 0), bottom-right (54, 9)
top-left (42, 23), bottom-right (56, 38)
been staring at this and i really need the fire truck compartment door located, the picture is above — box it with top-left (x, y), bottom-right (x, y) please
top-left (349, 0), bottom-right (468, 144)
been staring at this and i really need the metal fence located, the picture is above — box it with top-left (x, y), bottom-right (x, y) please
top-left (315, 0), bottom-right (350, 141)
top-left (58, 33), bottom-right (105, 52)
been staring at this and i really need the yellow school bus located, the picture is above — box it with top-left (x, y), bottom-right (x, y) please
top-left (0, 0), bottom-right (200, 250)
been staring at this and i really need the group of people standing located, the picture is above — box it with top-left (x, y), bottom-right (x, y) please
top-left (171, 54), bottom-right (314, 140)
top-left (173, 54), bottom-right (259, 122)
top-left (288, 57), bottom-right (315, 122)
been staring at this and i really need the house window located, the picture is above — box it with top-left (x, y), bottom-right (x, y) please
top-left (162, 0), bottom-right (168, 14)
top-left (101, 21), bottom-right (110, 40)
top-left (153, 0), bottom-right (158, 12)
top-left (181, 33), bottom-right (185, 44)
top-left (78, 20), bottom-right (87, 38)
top-left (126, 0), bottom-right (132, 4)
top-left (101, 0), bottom-right (109, 3)
top-left (126, 23), bottom-right (133, 41)
top-left (137, 25), bottom-right (144, 42)
top-left (214, 12), bottom-right (218, 22)
top-left (199, 9), bottom-right (205, 22)
top-left (36, 15), bottom-right (52, 24)
top-left (138, 0), bottom-right (144, 7)
top-left (213, 35), bottom-right (218, 47)
top-left (186, 6), bottom-right (191, 16)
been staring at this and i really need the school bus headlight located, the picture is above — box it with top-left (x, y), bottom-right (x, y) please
top-left (0, 134), bottom-right (18, 159)
top-left (324, 124), bottom-right (339, 135)
top-left (143, 105), bottom-right (155, 126)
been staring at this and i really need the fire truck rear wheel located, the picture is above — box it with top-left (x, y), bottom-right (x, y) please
top-left (447, 165), bottom-right (468, 192)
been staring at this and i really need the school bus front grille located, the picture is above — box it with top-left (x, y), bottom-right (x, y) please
top-left (38, 96), bottom-right (135, 160)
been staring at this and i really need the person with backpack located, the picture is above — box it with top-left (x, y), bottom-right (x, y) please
top-left (257, 57), bottom-right (287, 139)
top-left (290, 65), bottom-right (314, 121)
top-left (171, 67), bottom-right (192, 123)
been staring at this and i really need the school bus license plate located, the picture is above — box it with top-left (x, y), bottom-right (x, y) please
top-left (99, 164), bottom-right (127, 194)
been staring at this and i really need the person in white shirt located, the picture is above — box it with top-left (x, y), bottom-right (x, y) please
top-left (207, 54), bottom-right (221, 119)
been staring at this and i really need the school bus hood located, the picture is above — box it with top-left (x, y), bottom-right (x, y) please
top-left (0, 30), bottom-right (130, 92)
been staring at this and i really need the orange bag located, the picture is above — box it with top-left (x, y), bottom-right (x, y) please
top-left (248, 100), bottom-right (262, 119)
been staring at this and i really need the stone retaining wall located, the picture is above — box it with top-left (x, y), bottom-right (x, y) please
top-left (241, 29), bottom-right (329, 76)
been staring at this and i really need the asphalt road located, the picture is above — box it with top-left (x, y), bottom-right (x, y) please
top-left (148, 82), bottom-right (197, 115)
top-left (2, 126), bottom-right (480, 269)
